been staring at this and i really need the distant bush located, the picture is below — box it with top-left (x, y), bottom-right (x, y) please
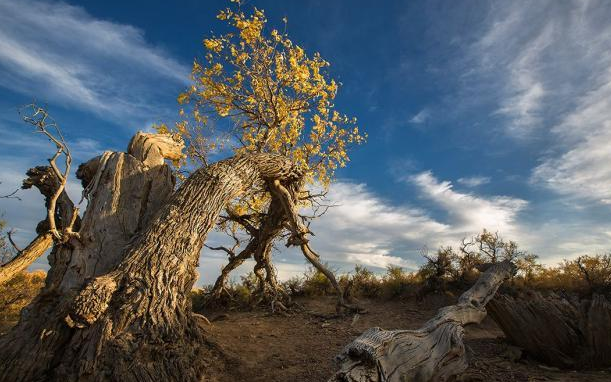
top-left (0, 271), bottom-right (46, 334)
top-left (190, 229), bottom-right (611, 310)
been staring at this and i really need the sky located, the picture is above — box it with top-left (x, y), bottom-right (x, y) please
top-left (1, 0), bottom-right (611, 285)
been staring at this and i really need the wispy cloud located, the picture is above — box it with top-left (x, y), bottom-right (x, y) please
top-left (409, 171), bottom-right (527, 237)
top-left (0, 0), bottom-right (189, 125)
top-left (532, 71), bottom-right (611, 204)
top-left (457, 176), bottom-right (491, 188)
top-left (465, 1), bottom-right (611, 205)
top-left (409, 108), bottom-right (430, 124)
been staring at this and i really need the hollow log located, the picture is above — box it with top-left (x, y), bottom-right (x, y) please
top-left (488, 290), bottom-right (611, 368)
top-left (329, 260), bottom-right (516, 382)
top-left (0, 129), bottom-right (303, 381)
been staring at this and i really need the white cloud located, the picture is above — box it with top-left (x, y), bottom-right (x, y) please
top-left (409, 109), bottom-right (430, 124)
top-left (457, 176), bottom-right (490, 188)
top-left (0, 0), bottom-right (189, 124)
top-left (409, 171), bottom-right (527, 237)
top-left (197, 176), bottom-right (531, 282)
top-left (532, 68), bottom-right (611, 204)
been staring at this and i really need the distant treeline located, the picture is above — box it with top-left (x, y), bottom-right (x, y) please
top-left (192, 229), bottom-right (611, 310)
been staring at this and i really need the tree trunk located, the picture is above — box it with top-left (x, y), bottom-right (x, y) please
top-left (329, 260), bottom-right (516, 382)
top-left (488, 291), bottom-right (611, 369)
top-left (0, 131), bottom-right (303, 382)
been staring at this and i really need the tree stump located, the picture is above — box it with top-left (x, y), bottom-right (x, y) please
top-left (488, 290), bottom-right (611, 369)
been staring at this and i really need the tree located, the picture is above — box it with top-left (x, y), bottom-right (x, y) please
top-left (418, 246), bottom-right (457, 292)
top-left (0, 117), bottom-right (314, 381)
top-left (159, 2), bottom-right (365, 308)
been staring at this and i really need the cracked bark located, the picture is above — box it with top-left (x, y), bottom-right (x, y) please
top-left (488, 291), bottom-right (611, 368)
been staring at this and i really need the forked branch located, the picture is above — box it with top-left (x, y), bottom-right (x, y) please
top-left (19, 104), bottom-right (78, 242)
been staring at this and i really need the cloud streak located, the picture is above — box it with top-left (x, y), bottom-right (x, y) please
top-left (0, 0), bottom-right (189, 125)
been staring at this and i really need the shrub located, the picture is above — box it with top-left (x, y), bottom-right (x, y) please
top-left (0, 271), bottom-right (46, 334)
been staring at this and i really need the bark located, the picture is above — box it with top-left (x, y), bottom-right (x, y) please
top-left (329, 260), bottom-right (516, 382)
top-left (488, 291), bottom-right (611, 368)
top-left (0, 130), bottom-right (304, 382)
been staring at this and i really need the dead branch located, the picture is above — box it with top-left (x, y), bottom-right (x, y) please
top-left (329, 260), bottom-right (517, 382)
top-left (19, 104), bottom-right (78, 242)
top-left (270, 179), bottom-right (361, 313)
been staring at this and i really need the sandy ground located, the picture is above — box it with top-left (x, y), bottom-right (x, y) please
top-left (201, 296), bottom-right (611, 382)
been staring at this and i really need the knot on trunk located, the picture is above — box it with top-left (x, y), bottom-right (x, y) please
top-left (66, 275), bottom-right (117, 328)
top-left (127, 131), bottom-right (185, 168)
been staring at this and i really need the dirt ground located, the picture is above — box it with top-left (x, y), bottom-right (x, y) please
top-left (201, 296), bottom-right (611, 382)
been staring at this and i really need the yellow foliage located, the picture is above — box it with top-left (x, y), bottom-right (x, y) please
top-left (170, 1), bottom-right (366, 193)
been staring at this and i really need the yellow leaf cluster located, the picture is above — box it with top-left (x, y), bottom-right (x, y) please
top-left (169, 1), bottom-right (367, 216)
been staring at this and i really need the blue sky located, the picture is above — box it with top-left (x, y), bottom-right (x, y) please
top-left (1, 0), bottom-right (611, 284)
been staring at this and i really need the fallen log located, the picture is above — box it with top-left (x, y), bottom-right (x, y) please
top-left (488, 290), bottom-right (611, 369)
top-left (329, 260), bottom-right (516, 382)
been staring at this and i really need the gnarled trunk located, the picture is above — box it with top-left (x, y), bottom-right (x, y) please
top-left (329, 261), bottom-right (516, 382)
top-left (0, 131), bottom-right (304, 382)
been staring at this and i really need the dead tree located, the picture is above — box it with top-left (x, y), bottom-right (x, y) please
top-left (329, 260), bottom-right (516, 382)
top-left (0, 125), bottom-right (307, 381)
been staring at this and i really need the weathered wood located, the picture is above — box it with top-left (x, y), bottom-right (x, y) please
top-left (0, 233), bottom-right (53, 285)
top-left (329, 260), bottom-right (516, 382)
top-left (488, 291), bottom-right (611, 368)
top-left (0, 132), bottom-right (184, 381)
top-left (0, 165), bottom-right (79, 285)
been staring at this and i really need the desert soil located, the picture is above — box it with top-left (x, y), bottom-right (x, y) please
top-left (201, 295), bottom-right (611, 382)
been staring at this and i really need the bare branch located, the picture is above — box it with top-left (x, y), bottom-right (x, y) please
top-left (19, 104), bottom-right (75, 243)
top-left (7, 229), bottom-right (22, 252)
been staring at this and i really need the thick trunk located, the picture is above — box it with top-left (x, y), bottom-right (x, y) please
top-left (0, 132), bottom-right (181, 382)
top-left (329, 260), bottom-right (516, 382)
top-left (488, 291), bottom-right (611, 368)
top-left (0, 130), bottom-right (303, 382)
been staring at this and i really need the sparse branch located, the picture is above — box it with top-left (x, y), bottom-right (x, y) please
top-left (270, 179), bottom-right (360, 312)
top-left (0, 185), bottom-right (21, 200)
top-left (19, 104), bottom-right (77, 242)
top-left (7, 229), bottom-right (22, 253)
